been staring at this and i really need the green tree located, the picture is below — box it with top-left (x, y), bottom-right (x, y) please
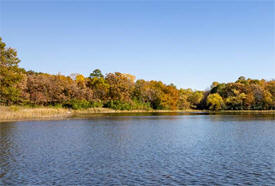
top-left (188, 91), bottom-right (203, 109)
top-left (90, 69), bottom-right (104, 78)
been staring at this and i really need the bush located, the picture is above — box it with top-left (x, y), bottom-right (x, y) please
top-left (104, 100), bottom-right (152, 110)
top-left (104, 100), bottom-right (130, 110)
top-left (90, 101), bottom-right (103, 108)
top-left (63, 99), bottom-right (91, 110)
top-left (131, 99), bottom-right (152, 110)
top-left (9, 105), bottom-right (20, 112)
top-left (49, 104), bottom-right (63, 109)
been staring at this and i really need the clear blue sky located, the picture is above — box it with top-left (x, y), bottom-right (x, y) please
top-left (0, 0), bottom-right (274, 90)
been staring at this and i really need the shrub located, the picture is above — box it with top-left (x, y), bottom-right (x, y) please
top-left (104, 100), bottom-right (130, 110)
top-left (63, 99), bottom-right (91, 110)
top-left (104, 100), bottom-right (152, 110)
top-left (90, 101), bottom-right (103, 108)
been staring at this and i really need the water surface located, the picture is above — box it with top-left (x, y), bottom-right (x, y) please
top-left (1, 113), bottom-right (275, 185)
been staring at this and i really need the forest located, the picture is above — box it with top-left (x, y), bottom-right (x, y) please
top-left (1, 37), bottom-right (274, 111)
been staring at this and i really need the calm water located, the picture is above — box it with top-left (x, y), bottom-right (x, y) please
top-left (1, 113), bottom-right (275, 185)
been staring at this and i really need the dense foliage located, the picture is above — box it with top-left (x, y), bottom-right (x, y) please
top-left (1, 38), bottom-right (274, 110)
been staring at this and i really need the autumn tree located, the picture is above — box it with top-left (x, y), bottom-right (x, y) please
top-left (1, 38), bottom-right (274, 111)
top-left (178, 88), bottom-right (192, 109)
top-left (133, 79), bottom-right (152, 103)
top-left (266, 80), bottom-right (275, 109)
top-left (87, 69), bottom-right (109, 101)
top-left (105, 72), bottom-right (135, 102)
top-left (25, 73), bottom-right (93, 105)
top-left (0, 37), bottom-right (24, 105)
top-left (159, 84), bottom-right (179, 110)
top-left (206, 93), bottom-right (224, 111)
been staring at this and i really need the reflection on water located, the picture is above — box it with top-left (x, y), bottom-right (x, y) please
top-left (1, 114), bottom-right (275, 185)
top-left (73, 111), bottom-right (275, 121)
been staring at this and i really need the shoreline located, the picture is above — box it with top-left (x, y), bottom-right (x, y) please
top-left (0, 106), bottom-right (274, 122)
top-left (0, 106), bottom-right (199, 122)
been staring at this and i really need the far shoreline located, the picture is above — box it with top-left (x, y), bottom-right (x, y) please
top-left (0, 106), bottom-right (274, 123)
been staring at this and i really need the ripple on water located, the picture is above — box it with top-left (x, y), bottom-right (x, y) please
top-left (0, 115), bottom-right (275, 185)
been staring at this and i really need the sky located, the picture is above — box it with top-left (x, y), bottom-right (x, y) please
top-left (0, 0), bottom-right (274, 90)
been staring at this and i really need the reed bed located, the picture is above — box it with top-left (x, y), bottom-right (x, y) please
top-left (0, 106), bottom-right (200, 122)
top-left (0, 106), bottom-right (72, 121)
top-left (0, 106), bottom-right (274, 122)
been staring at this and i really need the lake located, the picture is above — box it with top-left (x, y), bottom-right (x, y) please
top-left (1, 113), bottom-right (275, 185)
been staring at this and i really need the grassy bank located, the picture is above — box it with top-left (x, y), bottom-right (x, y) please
top-left (211, 110), bottom-right (275, 113)
top-left (0, 106), bottom-right (274, 122)
top-left (0, 106), bottom-right (72, 122)
top-left (0, 106), bottom-right (198, 122)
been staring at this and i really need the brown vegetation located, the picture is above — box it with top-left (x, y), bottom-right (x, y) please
top-left (0, 37), bottom-right (274, 112)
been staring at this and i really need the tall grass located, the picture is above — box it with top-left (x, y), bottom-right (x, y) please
top-left (0, 106), bottom-right (151, 121)
top-left (1, 106), bottom-right (274, 122)
top-left (0, 106), bottom-right (71, 121)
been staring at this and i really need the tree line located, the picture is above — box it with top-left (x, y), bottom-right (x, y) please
top-left (1, 37), bottom-right (274, 110)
